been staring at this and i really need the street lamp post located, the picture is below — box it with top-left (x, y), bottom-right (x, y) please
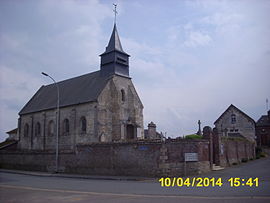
top-left (42, 72), bottom-right (60, 173)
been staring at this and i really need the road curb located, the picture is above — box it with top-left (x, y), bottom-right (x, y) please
top-left (0, 169), bottom-right (153, 181)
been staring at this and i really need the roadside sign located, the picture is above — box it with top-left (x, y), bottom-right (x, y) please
top-left (184, 153), bottom-right (198, 162)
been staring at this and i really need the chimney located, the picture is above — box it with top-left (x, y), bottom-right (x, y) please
top-left (147, 122), bottom-right (156, 139)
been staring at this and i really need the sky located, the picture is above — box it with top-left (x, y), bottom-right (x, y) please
top-left (0, 0), bottom-right (270, 141)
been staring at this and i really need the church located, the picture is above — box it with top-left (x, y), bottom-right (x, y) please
top-left (17, 23), bottom-right (144, 151)
top-left (0, 8), bottom-right (256, 177)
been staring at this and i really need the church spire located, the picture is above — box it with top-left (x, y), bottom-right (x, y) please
top-left (104, 24), bottom-right (124, 53)
top-left (104, 4), bottom-right (125, 54)
top-left (99, 4), bottom-right (130, 78)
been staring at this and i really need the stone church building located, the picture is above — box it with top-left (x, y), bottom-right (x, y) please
top-left (17, 24), bottom-right (144, 151)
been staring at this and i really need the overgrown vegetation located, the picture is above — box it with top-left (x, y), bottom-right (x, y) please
top-left (184, 134), bottom-right (203, 139)
top-left (221, 136), bottom-right (246, 142)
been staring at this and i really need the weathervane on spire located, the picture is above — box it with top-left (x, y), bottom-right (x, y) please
top-left (113, 3), bottom-right (118, 24)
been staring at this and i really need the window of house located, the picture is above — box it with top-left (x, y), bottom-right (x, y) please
top-left (63, 119), bottom-right (70, 134)
top-left (48, 120), bottom-right (54, 136)
top-left (35, 122), bottom-right (41, 136)
top-left (231, 114), bottom-right (236, 124)
top-left (24, 123), bottom-right (29, 137)
top-left (81, 117), bottom-right (86, 133)
top-left (121, 89), bottom-right (125, 102)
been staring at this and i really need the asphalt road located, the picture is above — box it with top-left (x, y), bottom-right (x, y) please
top-left (0, 157), bottom-right (270, 203)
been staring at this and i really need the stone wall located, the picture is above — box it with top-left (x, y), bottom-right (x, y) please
top-left (218, 138), bottom-right (255, 167)
top-left (18, 102), bottom-right (99, 151)
top-left (203, 126), bottom-right (255, 167)
top-left (0, 140), bottom-right (210, 177)
top-left (97, 75), bottom-right (144, 141)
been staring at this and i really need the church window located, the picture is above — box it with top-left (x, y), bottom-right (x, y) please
top-left (63, 119), bottom-right (70, 134)
top-left (48, 120), bottom-right (55, 136)
top-left (231, 114), bottom-right (236, 124)
top-left (24, 123), bottom-right (29, 137)
top-left (35, 122), bottom-right (41, 136)
top-left (121, 89), bottom-right (125, 102)
top-left (81, 117), bottom-right (86, 133)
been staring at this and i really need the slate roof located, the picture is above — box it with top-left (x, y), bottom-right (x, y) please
top-left (214, 104), bottom-right (255, 125)
top-left (19, 71), bottom-right (110, 115)
top-left (256, 115), bottom-right (270, 127)
top-left (100, 24), bottom-right (129, 56)
top-left (107, 24), bottom-right (123, 52)
top-left (6, 128), bottom-right (18, 134)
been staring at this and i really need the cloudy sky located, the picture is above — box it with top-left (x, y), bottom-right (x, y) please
top-left (0, 0), bottom-right (269, 141)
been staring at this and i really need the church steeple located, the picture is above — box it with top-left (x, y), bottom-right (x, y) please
top-left (100, 0), bottom-right (131, 78)
top-left (100, 24), bottom-right (130, 77)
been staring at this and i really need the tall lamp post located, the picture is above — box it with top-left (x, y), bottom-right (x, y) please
top-left (42, 72), bottom-right (60, 173)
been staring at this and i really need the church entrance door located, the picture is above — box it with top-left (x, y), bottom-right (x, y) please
top-left (127, 124), bottom-right (135, 140)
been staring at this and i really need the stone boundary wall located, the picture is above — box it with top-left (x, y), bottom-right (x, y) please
top-left (0, 140), bottom-right (210, 177)
top-left (219, 138), bottom-right (255, 167)
top-left (203, 126), bottom-right (256, 167)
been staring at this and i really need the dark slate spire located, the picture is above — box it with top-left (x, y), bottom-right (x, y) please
top-left (100, 24), bottom-right (130, 78)
top-left (105, 24), bottom-right (124, 53)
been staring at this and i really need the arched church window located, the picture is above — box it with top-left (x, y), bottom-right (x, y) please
top-left (35, 122), bottom-right (41, 136)
top-left (24, 123), bottom-right (29, 137)
top-left (81, 117), bottom-right (86, 133)
top-left (121, 89), bottom-right (125, 102)
top-left (48, 120), bottom-right (55, 136)
top-left (231, 114), bottom-right (236, 124)
top-left (63, 119), bottom-right (70, 134)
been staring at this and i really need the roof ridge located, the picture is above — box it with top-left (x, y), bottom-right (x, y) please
top-left (44, 70), bottom-right (100, 87)
top-left (214, 104), bottom-right (255, 124)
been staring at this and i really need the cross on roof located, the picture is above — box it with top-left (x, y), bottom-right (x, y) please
top-left (113, 4), bottom-right (118, 24)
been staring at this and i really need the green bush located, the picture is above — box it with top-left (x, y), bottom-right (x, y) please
top-left (185, 134), bottom-right (203, 139)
